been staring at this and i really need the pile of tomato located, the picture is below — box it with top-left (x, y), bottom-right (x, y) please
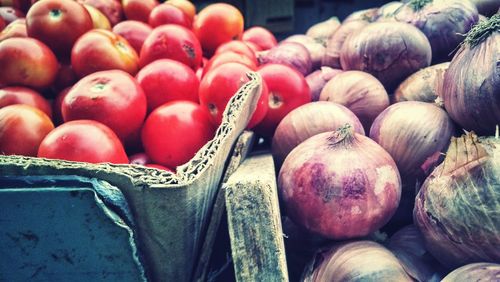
top-left (0, 0), bottom-right (312, 172)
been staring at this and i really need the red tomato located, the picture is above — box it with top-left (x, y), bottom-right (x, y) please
top-left (62, 70), bottom-right (147, 144)
top-left (193, 3), bottom-right (244, 57)
top-left (38, 120), bottom-right (129, 164)
top-left (0, 18), bottom-right (27, 42)
top-left (214, 40), bottom-right (256, 62)
top-left (122, 0), bottom-right (158, 23)
top-left (202, 51), bottom-right (258, 77)
top-left (139, 24), bottom-right (202, 70)
top-left (0, 104), bottom-right (54, 156)
top-left (52, 64), bottom-right (77, 93)
top-left (141, 100), bottom-right (216, 168)
top-left (76, 0), bottom-right (123, 26)
top-left (0, 16), bottom-right (4, 30)
top-left (0, 86), bottom-right (52, 118)
top-left (148, 3), bottom-right (191, 28)
top-left (242, 26), bottom-right (278, 51)
top-left (84, 4), bottom-right (111, 30)
top-left (112, 20), bottom-right (152, 55)
top-left (165, 0), bottom-right (195, 22)
top-left (26, 0), bottom-right (93, 58)
top-left (199, 62), bottom-right (269, 129)
top-left (255, 64), bottom-right (311, 137)
top-left (136, 58), bottom-right (199, 112)
top-left (52, 87), bottom-right (70, 126)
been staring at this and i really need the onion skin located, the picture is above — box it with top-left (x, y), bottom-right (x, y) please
top-left (302, 241), bottom-right (413, 282)
top-left (272, 101), bottom-right (365, 167)
top-left (369, 101), bottom-right (455, 181)
top-left (394, 62), bottom-right (450, 104)
top-left (319, 70), bottom-right (390, 132)
top-left (441, 263), bottom-right (500, 282)
top-left (340, 21), bottom-right (432, 92)
top-left (305, 67), bottom-right (343, 101)
top-left (323, 20), bottom-right (369, 69)
top-left (284, 35), bottom-right (326, 70)
top-left (343, 8), bottom-right (379, 23)
top-left (442, 15), bottom-right (500, 135)
top-left (377, 1), bottom-right (404, 20)
top-left (414, 132), bottom-right (500, 269)
top-left (258, 41), bottom-right (312, 76)
top-left (278, 125), bottom-right (401, 240)
top-left (305, 17), bottom-right (341, 46)
top-left (470, 0), bottom-right (500, 16)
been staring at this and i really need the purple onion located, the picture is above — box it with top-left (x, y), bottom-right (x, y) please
top-left (305, 17), bottom-right (341, 45)
top-left (340, 21), bottom-right (432, 92)
top-left (284, 35), bottom-right (326, 70)
top-left (470, 0), bottom-right (500, 16)
top-left (305, 67), bottom-right (343, 101)
top-left (258, 41), bottom-right (313, 76)
top-left (442, 263), bottom-right (500, 282)
top-left (323, 20), bottom-right (370, 69)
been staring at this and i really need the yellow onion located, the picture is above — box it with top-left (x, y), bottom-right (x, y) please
top-left (442, 263), bottom-right (500, 282)
top-left (305, 17), bottom-right (341, 46)
top-left (323, 20), bottom-right (370, 69)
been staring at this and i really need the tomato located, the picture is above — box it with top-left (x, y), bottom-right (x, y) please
top-left (112, 20), bottom-right (152, 55)
top-left (193, 3), bottom-right (244, 57)
top-left (148, 3), bottom-right (191, 28)
top-left (71, 29), bottom-right (139, 78)
top-left (62, 70), bottom-right (147, 144)
top-left (0, 86), bottom-right (52, 118)
top-left (0, 18), bottom-right (27, 42)
top-left (255, 64), bottom-right (311, 137)
top-left (136, 58), bottom-right (199, 112)
top-left (38, 120), bottom-right (129, 164)
top-left (0, 16), bottom-right (4, 30)
top-left (0, 104), bottom-right (54, 156)
top-left (141, 100), bottom-right (216, 168)
top-left (165, 0), bottom-right (195, 22)
top-left (76, 0), bottom-right (123, 26)
top-left (122, 0), bottom-right (158, 23)
top-left (214, 40), bottom-right (257, 62)
top-left (52, 64), bottom-right (77, 93)
top-left (52, 87), bottom-right (70, 126)
top-left (84, 4), bottom-right (111, 30)
top-left (199, 62), bottom-right (269, 129)
top-left (242, 26), bottom-right (278, 51)
top-left (139, 24), bottom-right (202, 70)
top-left (202, 51), bottom-right (258, 77)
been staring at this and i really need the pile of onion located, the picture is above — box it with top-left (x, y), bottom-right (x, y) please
top-left (302, 241), bottom-right (412, 281)
top-left (305, 67), bottom-right (343, 101)
top-left (442, 14), bottom-right (500, 135)
top-left (414, 131), bottom-right (500, 268)
top-left (305, 17), bottom-right (341, 46)
top-left (258, 41), bottom-right (312, 76)
top-left (272, 101), bottom-right (364, 167)
top-left (441, 263), bottom-right (500, 282)
top-left (392, 0), bottom-right (479, 62)
top-left (343, 8), bottom-right (379, 23)
top-left (278, 124), bottom-right (401, 240)
top-left (319, 70), bottom-right (389, 132)
top-left (340, 21), bottom-right (432, 91)
top-left (284, 35), bottom-right (326, 70)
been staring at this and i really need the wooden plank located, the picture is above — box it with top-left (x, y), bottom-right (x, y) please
top-left (224, 153), bottom-right (289, 282)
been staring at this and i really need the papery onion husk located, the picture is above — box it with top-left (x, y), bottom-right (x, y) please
top-left (471, 0), bottom-right (500, 16)
top-left (340, 21), bottom-right (432, 92)
top-left (393, 0), bottom-right (479, 62)
top-left (284, 35), bottom-right (326, 70)
top-left (442, 14), bottom-right (500, 135)
top-left (388, 225), bottom-right (447, 282)
top-left (343, 8), bottom-right (379, 23)
top-left (278, 125), bottom-right (401, 240)
top-left (258, 41), bottom-right (313, 76)
top-left (272, 101), bottom-right (364, 167)
top-left (302, 240), bottom-right (413, 282)
top-left (414, 132), bottom-right (500, 269)
top-left (305, 67), bottom-right (343, 101)
top-left (441, 263), bottom-right (500, 282)
top-left (394, 62), bottom-right (450, 104)
top-left (377, 1), bottom-right (405, 20)
top-left (323, 20), bottom-right (370, 69)
top-left (305, 17), bottom-right (341, 46)
top-left (319, 70), bottom-right (390, 132)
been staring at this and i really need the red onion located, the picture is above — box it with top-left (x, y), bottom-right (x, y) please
top-left (340, 21), bottom-right (432, 92)
top-left (319, 70), bottom-right (390, 132)
top-left (258, 41), bottom-right (312, 76)
top-left (377, 1), bottom-right (404, 20)
top-left (343, 8), bottom-right (379, 23)
top-left (388, 225), bottom-right (446, 281)
top-left (322, 20), bottom-right (369, 69)
top-left (442, 14), bottom-right (500, 135)
top-left (272, 101), bottom-right (364, 167)
top-left (414, 132), bottom-right (500, 269)
top-left (278, 125), bottom-right (401, 239)
top-left (302, 241), bottom-right (413, 281)
top-left (283, 35), bottom-right (326, 70)
top-left (442, 263), bottom-right (500, 282)
top-left (393, 0), bottom-right (479, 62)
top-left (470, 0), bottom-right (500, 16)
top-left (129, 152), bottom-right (151, 166)
top-left (369, 101), bottom-right (455, 181)
top-left (394, 62), bottom-right (450, 104)
top-left (305, 67), bottom-right (343, 101)
top-left (305, 17), bottom-right (341, 45)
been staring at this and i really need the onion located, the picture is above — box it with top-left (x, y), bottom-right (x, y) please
top-left (302, 241), bottom-right (413, 281)
top-left (305, 67), bottom-right (343, 101)
top-left (393, 0), bottom-right (479, 62)
top-left (305, 17), bottom-right (341, 46)
top-left (284, 35), bottom-right (326, 70)
top-left (323, 20), bottom-right (370, 69)
top-left (388, 225), bottom-right (447, 281)
top-left (272, 101), bottom-right (364, 167)
top-left (414, 131), bottom-right (500, 269)
top-left (278, 125), bottom-right (401, 239)
top-left (369, 101), bottom-right (455, 181)
top-left (129, 152), bottom-right (151, 166)
top-left (340, 21), bottom-right (432, 92)
top-left (442, 14), bottom-right (500, 135)
top-left (343, 8), bottom-right (379, 23)
top-left (470, 0), bottom-right (500, 16)
top-left (377, 1), bottom-right (405, 19)
top-left (319, 70), bottom-right (390, 132)
top-left (394, 62), bottom-right (450, 104)
top-left (442, 263), bottom-right (500, 282)
top-left (258, 42), bottom-right (312, 76)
